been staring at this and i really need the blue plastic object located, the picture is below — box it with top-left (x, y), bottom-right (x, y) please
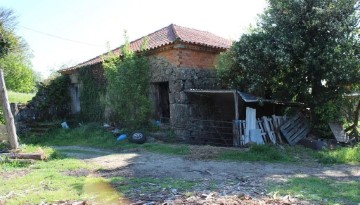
top-left (116, 134), bottom-right (127, 141)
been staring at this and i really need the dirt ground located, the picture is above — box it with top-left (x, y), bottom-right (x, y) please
top-left (53, 145), bottom-right (360, 204)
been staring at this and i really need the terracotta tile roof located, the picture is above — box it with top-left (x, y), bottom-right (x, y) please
top-left (59, 24), bottom-right (232, 73)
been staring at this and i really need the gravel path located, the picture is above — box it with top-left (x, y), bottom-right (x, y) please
top-left (53, 145), bottom-right (360, 204)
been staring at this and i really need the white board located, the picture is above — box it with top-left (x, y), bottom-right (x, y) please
top-left (250, 129), bottom-right (264, 144)
top-left (245, 107), bottom-right (256, 144)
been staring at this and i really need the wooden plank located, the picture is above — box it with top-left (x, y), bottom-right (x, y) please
top-left (2, 152), bottom-right (46, 160)
top-left (234, 92), bottom-right (239, 120)
top-left (262, 116), bottom-right (277, 144)
top-left (233, 120), bottom-right (241, 147)
top-left (0, 69), bottom-right (19, 149)
top-left (257, 119), bottom-right (267, 143)
top-left (240, 120), bottom-right (246, 146)
top-left (328, 123), bottom-right (349, 143)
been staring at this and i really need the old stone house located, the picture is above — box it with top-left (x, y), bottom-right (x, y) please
top-left (59, 24), bottom-right (232, 140)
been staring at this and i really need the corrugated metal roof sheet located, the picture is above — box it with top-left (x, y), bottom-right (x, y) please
top-left (185, 89), bottom-right (304, 106)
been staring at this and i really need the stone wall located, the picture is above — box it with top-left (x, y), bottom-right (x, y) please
top-left (63, 43), bottom-right (226, 141)
top-left (149, 56), bottom-right (220, 140)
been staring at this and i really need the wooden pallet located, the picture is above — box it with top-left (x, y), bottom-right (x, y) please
top-left (280, 113), bottom-right (310, 145)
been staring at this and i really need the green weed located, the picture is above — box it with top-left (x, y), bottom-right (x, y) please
top-left (268, 177), bottom-right (360, 204)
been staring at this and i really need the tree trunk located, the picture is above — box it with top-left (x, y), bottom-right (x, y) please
top-left (0, 69), bottom-right (19, 149)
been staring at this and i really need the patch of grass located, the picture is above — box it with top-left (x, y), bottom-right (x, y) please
top-left (21, 123), bottom-right (190, 156)
top-left (217, 144), bottom-right (304, 163)
top-left (8, 91), bottom-right (35, 103)
top-left (0, 147), bottom-right (97, 205)
top-left (0, 145), bottom-right (65, 170)
top-left (0, 158), bottom-right (32, 169)
top-left (314, 144), bottom-right (360, 164)
top-left (0, 170), bottom-right (87, 205)
top-left (19, 144), bottom-right (63, 159)
top-left (22, 123), bottom-right (116, 148)
top-left (268, 177), bottom-right (360, 204)
top-left (110, 177), bottom-right (196, 194)
top-left (141, 143), bottom-right (189, 155)
top-left (32, 158), bottom-right (94, 171)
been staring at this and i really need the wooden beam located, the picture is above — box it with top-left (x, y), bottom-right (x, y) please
top-left (0, 69), bottom-right (19, 150)
top-left (233, 91), bottom-right (239, 120)
top-left (2, 152), bottom-right (46, 160)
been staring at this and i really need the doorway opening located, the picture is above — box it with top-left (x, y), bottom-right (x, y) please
top-left (155, 82), bottom-right (170, 122)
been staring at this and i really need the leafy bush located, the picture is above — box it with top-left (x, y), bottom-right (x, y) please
top-left (103, 34), bottom-right (151, 130)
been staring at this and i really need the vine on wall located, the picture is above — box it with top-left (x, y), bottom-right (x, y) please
top-left (78, 67), bottom-right (106, 121)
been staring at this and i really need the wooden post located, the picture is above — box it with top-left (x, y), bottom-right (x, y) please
top-left (233, 91), bottom-right (240, 146)
top-left (0, 69), bottom-right (19, 150)
top-left (233, 91), bottom-right (239, 120)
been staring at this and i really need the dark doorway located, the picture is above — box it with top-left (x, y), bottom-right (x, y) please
top-left (155, 82), bottom-right (170, 121)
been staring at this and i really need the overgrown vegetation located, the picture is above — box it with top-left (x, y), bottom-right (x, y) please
top-left (28, 75), bottom-right (71, 120)
top-left (78, 67), bottom-right (106, 121)
top-left (216, 0), bottom-right (360, 136)
top-left (103, 33), bottom-right (151, 130)
top-left (268, 177), bottom-right (360, 204)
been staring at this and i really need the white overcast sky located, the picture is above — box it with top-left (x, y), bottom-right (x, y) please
top-left (1, 0), bottom-right (268, 78)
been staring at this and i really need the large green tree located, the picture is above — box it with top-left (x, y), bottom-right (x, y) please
top-left (0, 8), bottom-right (35, 93)
top-left (217, 0), bottom-right (360, 135)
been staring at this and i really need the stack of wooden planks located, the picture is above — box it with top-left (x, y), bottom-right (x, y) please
top-left (233, 112), bottom-right (309, 146)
